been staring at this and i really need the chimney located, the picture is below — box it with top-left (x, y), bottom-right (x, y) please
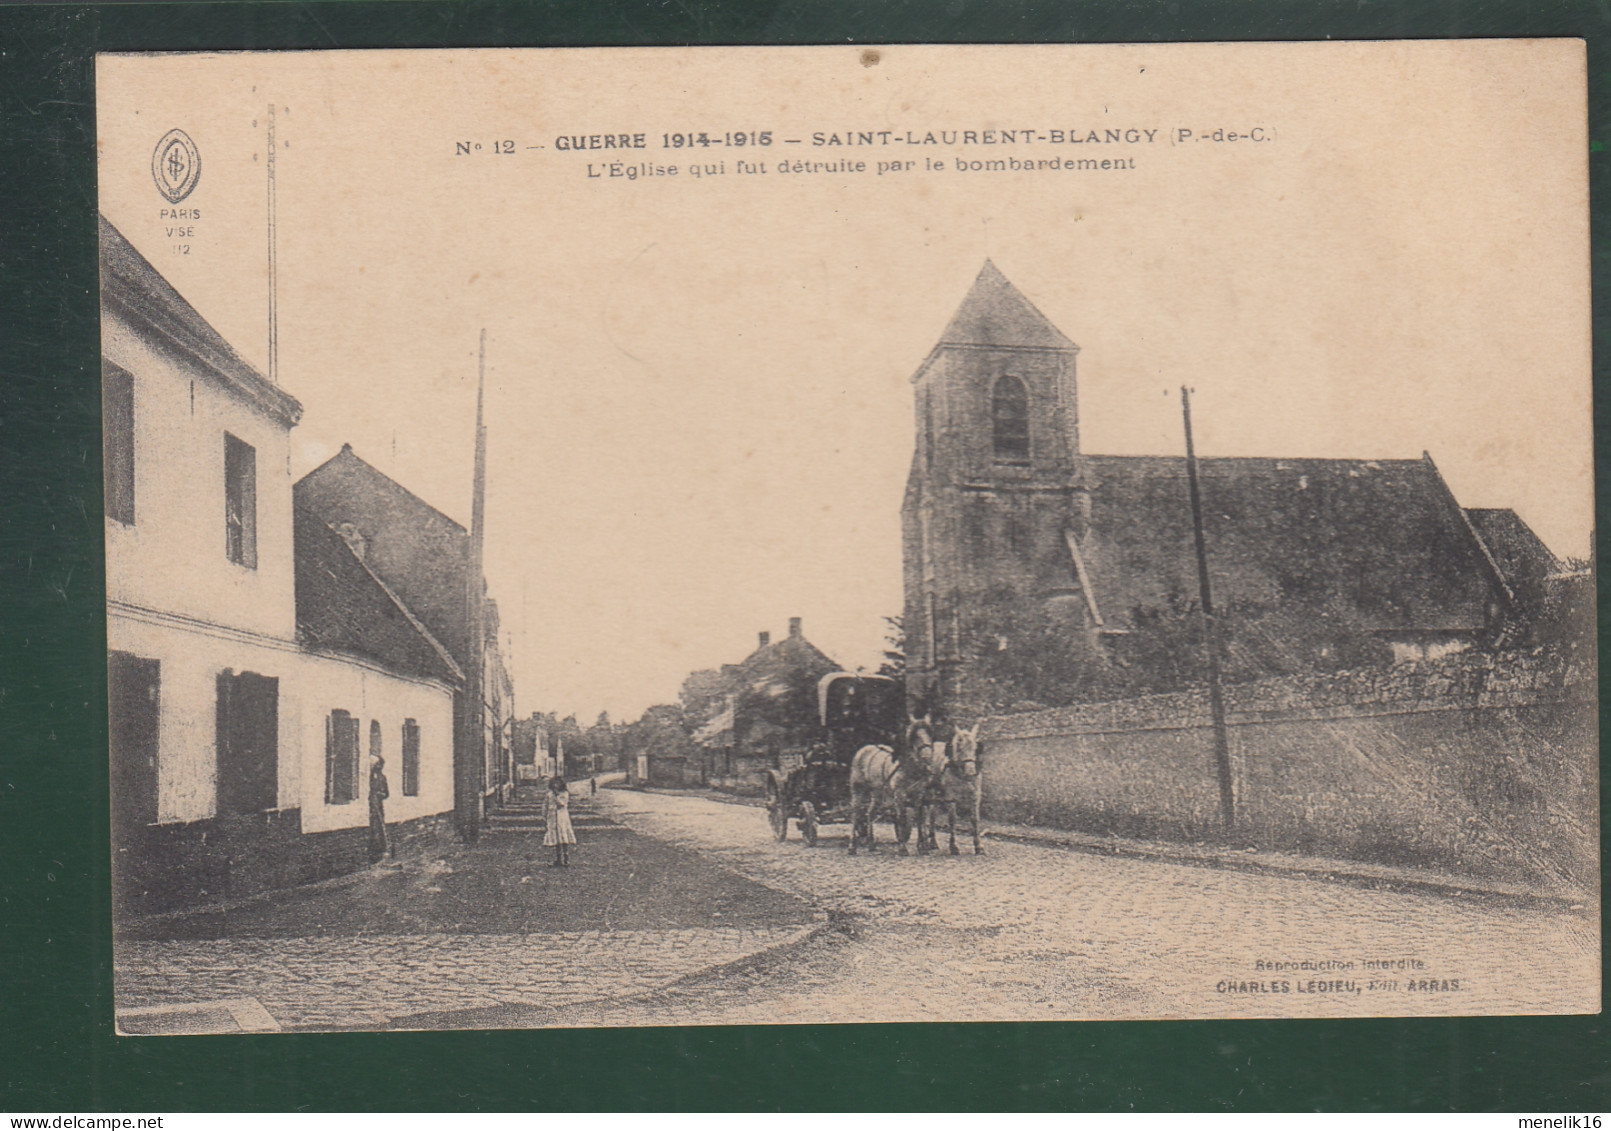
top-left (758, 631), bottom-right (771, 648)
top-left (789, 616), bottom-right (802, 639)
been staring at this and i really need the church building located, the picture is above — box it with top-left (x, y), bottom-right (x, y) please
top-left (901, 262), bottom-right (1558, 716)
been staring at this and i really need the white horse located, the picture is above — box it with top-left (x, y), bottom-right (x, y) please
top-left (917, 722), bottom-right (984, 856)
top-left (847, 724), bottom-right (948, 856)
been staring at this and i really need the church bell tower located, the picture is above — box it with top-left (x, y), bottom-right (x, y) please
top-left (901, 260), bottom-right (1086, 714)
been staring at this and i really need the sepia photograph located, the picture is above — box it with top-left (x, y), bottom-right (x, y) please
top-left (97, 41), bottom-right (1596, 1035)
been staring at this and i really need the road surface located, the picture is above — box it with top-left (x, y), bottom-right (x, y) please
top-left (520, 785), bottom-right (1598, 1026)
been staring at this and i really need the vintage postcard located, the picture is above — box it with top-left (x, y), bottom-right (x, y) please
top-left (99, 42), bottom-right (1596, 1033)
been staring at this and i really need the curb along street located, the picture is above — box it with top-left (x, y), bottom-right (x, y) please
top-left (625, 784), bottom-right (1593, 914)
top-left (113, 782), bottom-right (829, 1033)
top-left (984, 825), bottom-right (1594, 916)
top-left (382, 914), bottom-right (835, 1031)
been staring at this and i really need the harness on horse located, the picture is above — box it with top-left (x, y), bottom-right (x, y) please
top-left (868, 746), bottom-right (901, 789)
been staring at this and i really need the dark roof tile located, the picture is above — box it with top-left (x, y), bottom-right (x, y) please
top-left (1069, 455), bottom-right (1500, 633)
top-left (294, 505), bottom-right (463, 685)
top-left (935, 260), bottom-right (1078, 351)
top-left (1466, 507), bottom-right (1560, 588)
top-left (100, 215), bottom-right (302, 427)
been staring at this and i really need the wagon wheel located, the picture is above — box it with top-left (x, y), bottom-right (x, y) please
top-left (798, 801), bottom-right (819, 847)
top-left (765, 780), bottom-right (789, 841)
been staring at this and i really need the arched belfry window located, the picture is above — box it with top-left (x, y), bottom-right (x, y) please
top-left (992, 375), bottom-right (1031, 463)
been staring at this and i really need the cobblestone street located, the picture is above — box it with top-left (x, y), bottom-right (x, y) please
top-left (114, 783), bottom-right (1599, 1032)
top-left (512, 787), bottom-right (1599, 1027)
top-left (116, 925), bottom-right (819, 1032)
top-left (113, 787), bottom-right (821, 1033)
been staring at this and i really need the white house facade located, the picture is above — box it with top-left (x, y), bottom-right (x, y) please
top-left (102, 216), bottom-right (460, 913)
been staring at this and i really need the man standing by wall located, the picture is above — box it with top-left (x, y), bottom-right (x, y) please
top-left (368, 754), bottom-right (391, 863)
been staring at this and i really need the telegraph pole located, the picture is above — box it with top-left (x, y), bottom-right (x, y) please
top-left (266, 104), bottom-right (278, 384)
top-left (456, 330), bottom-right (489, 841)
top-left (1181, 387), bottom-right (1236, 832)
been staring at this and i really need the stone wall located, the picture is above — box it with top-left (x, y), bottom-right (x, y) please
top-left (647, 754), bottom-right (706, 790)
top-left (978, 651), bottom-right (1597, 892)
top-left (706, 748), bottom-right (809, 797)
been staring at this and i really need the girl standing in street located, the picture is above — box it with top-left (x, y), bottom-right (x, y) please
top-left (543, 776), bottom-right (576, 866)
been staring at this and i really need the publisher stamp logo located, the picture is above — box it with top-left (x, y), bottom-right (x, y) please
top-left (152, 129), bottom-right (201, 203)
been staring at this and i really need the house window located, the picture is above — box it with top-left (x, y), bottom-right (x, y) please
top-left (103, 362), bottom-right (135, 525)
top-left (992, 375), bottom-right (1030, 463)
top-left (216, 669), bottom-right (279, 815)
top-left (402, 719), bottom-right (420, 796)
top-left (224, 433), bottom-right (257, 568)
top-left (325, 708), bottom-right (360, 804)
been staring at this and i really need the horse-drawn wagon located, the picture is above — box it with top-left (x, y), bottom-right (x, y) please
top-left (762, 672), bottom-right (904, 846)
top-left (762, 672), bottom-right (984, 854)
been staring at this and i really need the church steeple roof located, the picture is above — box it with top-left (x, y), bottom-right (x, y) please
top-left (936, 260), bottom-right (1078, 351)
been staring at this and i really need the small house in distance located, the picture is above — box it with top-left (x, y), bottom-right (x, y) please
top-left (682, 618), bottom-right (842, 794)
top-left (622, 704), bottom-right (702, 789)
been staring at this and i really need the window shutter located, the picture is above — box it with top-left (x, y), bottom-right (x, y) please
top-left (215, 670), bottom-right (234, 815)
top-left (102, 362), bottom-right (135, 524)
top-left (224, 433), bottom-right (258, 568)
top-left (402, 719), bottom-right (420, 797)
top-left (326, 709), bottom-right (359, 805)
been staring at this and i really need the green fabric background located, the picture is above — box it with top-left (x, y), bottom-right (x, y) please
top-left (1, 0), bottom-right (1606, 1111)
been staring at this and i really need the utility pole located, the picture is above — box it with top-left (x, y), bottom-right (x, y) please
top-left (1181, 387), bottom-right (1236, 832)
top-left (456, 330), bottom-right (488, 841)
top-left (266, 103), bottom-right (278, 384)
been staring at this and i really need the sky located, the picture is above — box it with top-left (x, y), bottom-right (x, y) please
top-left (97, 42), bottom-right (1592, 721)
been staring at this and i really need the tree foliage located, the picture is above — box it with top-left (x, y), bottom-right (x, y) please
top-left (876, 615), bottom-right (905, 680)
top-left (960, 584), bottom-right (1396, 713)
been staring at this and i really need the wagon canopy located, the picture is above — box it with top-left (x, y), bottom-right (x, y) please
top-left (816, 672), bottom-right (903, 744)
